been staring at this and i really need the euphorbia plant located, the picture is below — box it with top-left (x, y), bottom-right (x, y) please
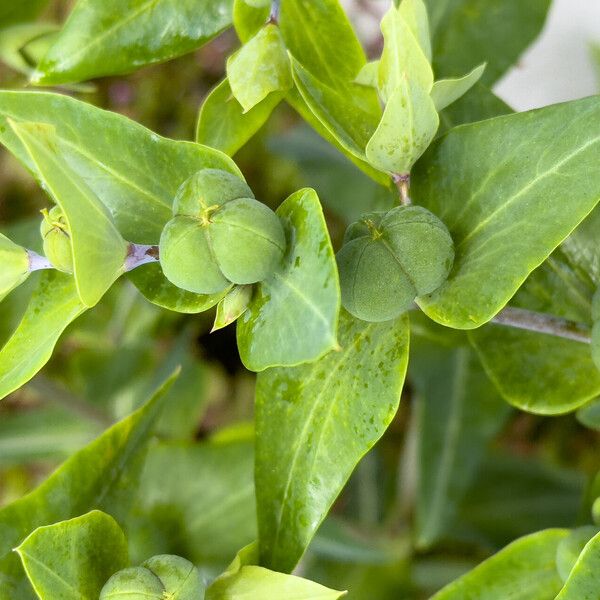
top-left (0, 0), bottom-right (599, 598)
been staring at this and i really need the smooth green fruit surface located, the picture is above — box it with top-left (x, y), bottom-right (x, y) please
top-left (40, 205), bottom-right (73, 273)
top-left (100, 555), bottom-right (204, 600)
top-left (337, 205), bottom-right (454, 322)
top-left (173, 168), bottom-right (253, 217)
top-left (0, 232), bottom-right (30, 302)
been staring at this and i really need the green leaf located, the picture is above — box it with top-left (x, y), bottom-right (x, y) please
top-left (409, 338), bottom-right (510, 549)
top-left (555, 526), bottom-right (599, 582)
top-left (425, 0), bottom-right (551, 85)
top-left (0, 23), bottom-right (59, 76)
top-left (577, 398), bottom-right (600, 431)
top-left (365, 77), bottom-right (439, 175)
top-left (255, 311), bottom-right (409, 572)
top-left (0, 90), bottom-right (240, 312)
top-left (469, 325), bottom-right (600, 415)
top-left (378, 4), bottom-right (434, 102)
top-left (556, 531), bottom-right (600, 598)
top-left (413, 96), bottom-right (600, 329)
top-left (431, 63), bottom-right (486, 111)
top-left (227, 24), bottom-right (292, 113)
top-left (0, 0), bottom-right (49, 29)
top-left (0, 233), bottom-right (30, 303)
top-left (237, 188), bottom-right (340, 372)
top-left (431, 530), bottom-right (569, 599)
top-left (196, 78), bottom-right (282, 156)
top-left (131, 439), bottom-right (256, 568)
top-left (207, 544), bottom-right (346, 600)
top-left (0, 272), bottom-right (86, 402)
top-left (16, 511), bottom-right (129, 600)
top-left (0, 371), bottom-right (178, 599)
top-left (32, 0), bottom-right (233, 85)
top-left (11, 120), bottom-right (128, 307)
top-left (398, 0), bottom-right (432, 61)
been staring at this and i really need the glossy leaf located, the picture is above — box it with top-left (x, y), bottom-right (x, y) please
top-left (0, 23), bottom-right (59, 76)
top-left (555, 526), bottom-right (598, 582)
top-left (556, 531), bottom-right (600, 598)
top-left (470, 325), bottom-right (600, 415)
top-left (237, 188), bottom-right (340, 372)
top-left (207, 544), bottom-right (346, 600)
top-left (378, 4), bottom-right (433, 102)
top-left (255, 311), bottom-right (409, 572)
top-left (413, 96), bottom-right (600, 329)
top-left (227, 24), bottom-right (292, 113)
top-left (398, 0), bottom-right (432, 61)
top-left (16, 511), bottom-right (129, 600)
top-left (409, 338), bottom-right (510, 549)
top-left (32, 0), bottom-right (233, 84)
top-left (432, 530), bottom-right (569, 599)
top-left (425, 0), bottom-right (551, 85)
top-left (196, 78), bottom-right (282, 156)
top-left (365, 78), bottom-right (439, 175)
top-left (0, 90), bottom-right (240, 312)
top-left (0, 272), bottom-right (86, 402)
top-left (11, 120), bottom-right (128, 307)
top-left (0, 372), bottom-right (177, 599)
top-left (431, 64), bottom-right (486, 112)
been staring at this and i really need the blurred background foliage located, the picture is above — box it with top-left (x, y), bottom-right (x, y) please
top-left (0, 1), bottom-right (598, 598)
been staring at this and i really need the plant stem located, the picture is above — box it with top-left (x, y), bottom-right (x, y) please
top-left (491, 306), bottom-right (591, 344)
top-left (124, 243), bottom-right (159, 272)
top-left (269, 0), bottom-right (281, 24)
top-left (392, 173), bottom-right (412, 206)
top-left (27, 250), bottom-right (53, 272)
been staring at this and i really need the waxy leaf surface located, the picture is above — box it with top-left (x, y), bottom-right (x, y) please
top-left (255, 311), bottom-right (409, 572)
top-left (414, 97), bottom-right (600, 329)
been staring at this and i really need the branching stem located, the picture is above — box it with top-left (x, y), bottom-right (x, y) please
top-left (27, 250), bottom-right (53, 272)
top-left (269, 0), bottom-right (282, 24)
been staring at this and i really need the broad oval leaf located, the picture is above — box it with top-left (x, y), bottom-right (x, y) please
top-left (196, 78), bottom-right (282, 156)
top-left (11, 120), bottom-right (128, 307)
top-left (469, 325), bottom-right (600, 415)
top-left (0, 90), bottom-right (241, 312)
top-left (556, 530), bottom-right (600, 599)
top-left (432, 529), bottom-right (569, 599)
top-left (32, 0), bottom-right (233, 84)
top-left (16, 511), bottom-right (129, 600)
top-left (237, 188), bottom-right (340, 372)
top-left (0, 372), bottom-right (178, 599)
top-left (414, 96), bottom-right (600, 329)
top-left (0, 271), bottom-right (86, 402)
top-left (255, 311), bottom-right (409, 572)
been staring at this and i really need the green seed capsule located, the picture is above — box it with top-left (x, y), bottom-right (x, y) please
top-left (173, 168), bottom-right (254, 217)
top-left (100, 556), bottom-right (204, 600)
top-left (337, 205), bottom-right (454, 322)
top-left (40, 206), bottom-right (73, 273)
top-left (0, 233), bottom-right (30, 302)
top-left (160, 195), bottom-right (286, 294)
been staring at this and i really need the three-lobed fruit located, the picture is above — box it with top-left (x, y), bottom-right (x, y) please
top-left (99, 554), bottom-right (204, 600)
top-left (337, 205), bottom-right (454, 322)
top-left (160, 169), bottom-right (286, 295)
top-left (0, 233), bottom-right (30, 302)
top-left (40, 205), bottom-right (73, 273)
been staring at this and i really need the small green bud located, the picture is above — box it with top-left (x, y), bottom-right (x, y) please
top-left (160, 197), bottom-right (286, 294)
top-left (100, 555), bottom-right (204, 600)
top-left (173, 168), bottom-right (253, 217)
top-left (40, 206), bottom-right (73, 273)
top-left (0, 233), bottom-right (30, 302)
top-left (212, 284), bottom-right (253, 332)
top-left (337, 205), bottom-right (454, 322)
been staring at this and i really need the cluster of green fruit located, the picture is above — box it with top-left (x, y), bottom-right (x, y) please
top-left (100, 554), bottom-right (204, 599)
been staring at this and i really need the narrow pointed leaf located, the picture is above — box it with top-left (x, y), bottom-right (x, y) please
top-left (432, 530), bottom-right (569, 599)
top-left (0, 371), bottom-right (178, 599)
top-left (32, 0), bottom-right (233, 84)
top-left (196, 78), bottom-right (282, 156)
top-left (431, 63), bottom-right (486, 111)
top-left (17, 511), bottom-right (129, 600)
top-left (255, 311), bottom-right (409, 572)
top-left (414, 97), bottom-right (600, 329)
top-left (11, 120), bottom-right (128, 307)
top-left (237, 188), bottom-right (340, 372)
top-left (0, 271), bottom-right (86, 402)
top-left (0, 90), bottom-right (240, 312)
top-left (227, 24), bottom-right (292, 113)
